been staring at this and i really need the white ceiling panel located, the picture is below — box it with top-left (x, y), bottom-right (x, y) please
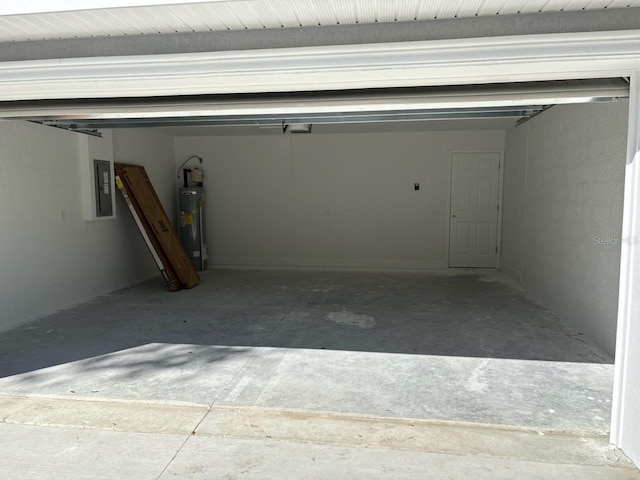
top-left (453, 0), bottom-right (488, 18)
top-left (60, 12), bottom-right (113, 37)
top-left (609, 0), bottom-right (637, 6)
top-left (487, 1), bottom-right (549, 15)
top-left (162, 5), bottom-right (210, 31)
top-left (264, 0), bottom-right (304, 28)
top-left (226, 3), bottom-right (272, 30)
top-left (353, 0), bottom-right (376, 24)
top-left (195, 3), bottom-right (235, 30)
top-left (0, 0), bottom-right (637, 42)
top-left (78, 10), bottom-right (136, 36)
top-left (0, 1), bottom-right (227, 16)
top-left (327, 0), bottom-right (356, 25)
top-left (242, 3), bottom-right (281, 29)
top-left (378, 0), bottom-right (398, 22)
top-left (414, 1), bottom-right (451, 20)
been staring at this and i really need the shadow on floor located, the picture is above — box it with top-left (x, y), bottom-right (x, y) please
top-left (0, 270), bottom-right (613, 380)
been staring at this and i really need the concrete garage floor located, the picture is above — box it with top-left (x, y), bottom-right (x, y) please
top-left (0, 270), bottom-right (637, 479)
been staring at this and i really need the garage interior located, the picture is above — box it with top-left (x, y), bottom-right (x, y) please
top-left (0, 78), bottom-right (635, 477)
top-left (0, 1), bottom-right (639, 478)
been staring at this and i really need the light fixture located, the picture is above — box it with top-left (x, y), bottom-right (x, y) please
top-left (287, 123), bottom-right (312, 134)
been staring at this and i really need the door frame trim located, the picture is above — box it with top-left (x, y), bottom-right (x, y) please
top-left (611, 72), bottom-right (640, 459)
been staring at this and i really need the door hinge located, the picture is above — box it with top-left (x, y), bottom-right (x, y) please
top-left (498, 162), bottom-right (501, 170)
top-left (496, 246), bottom-right (498, 253)
top-left (497, 204), bottom-right (500, 212)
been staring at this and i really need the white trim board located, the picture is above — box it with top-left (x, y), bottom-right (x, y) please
top-left (612, 72), bottom-right (640, 464)
top-left (0, 1), bottom-right (222, 16)
top-left (0, 30), bottom-right (639, 101)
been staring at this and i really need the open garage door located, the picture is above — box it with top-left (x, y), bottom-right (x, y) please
top-left (0, 79), bottom-right (630, 132)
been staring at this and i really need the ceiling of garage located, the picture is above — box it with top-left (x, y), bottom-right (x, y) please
top-left (0, 0), bottom-right (638, 42)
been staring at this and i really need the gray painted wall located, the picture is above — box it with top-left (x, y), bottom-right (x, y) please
top-left (501, 101), bottom-right (629, 355)
top-left (175, 129), bottom-right (505, 271)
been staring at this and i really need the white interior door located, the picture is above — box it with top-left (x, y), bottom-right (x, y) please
top-left (449, 152), bottom-right (500, 268)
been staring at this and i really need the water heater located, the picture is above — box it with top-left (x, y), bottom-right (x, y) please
top-left (179, 186), bottom-right (207, 271)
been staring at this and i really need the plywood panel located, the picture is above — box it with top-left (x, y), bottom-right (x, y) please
top-left (115, 172), bottom-right (182, 292)
top-left (115, 163), bottom-right (199, 289)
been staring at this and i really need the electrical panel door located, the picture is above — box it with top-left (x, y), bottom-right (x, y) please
top-left (94, 159), bottom-right (113, 217)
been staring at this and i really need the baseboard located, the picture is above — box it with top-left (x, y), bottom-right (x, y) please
top-left (210, 256), bottom-right (449, 272)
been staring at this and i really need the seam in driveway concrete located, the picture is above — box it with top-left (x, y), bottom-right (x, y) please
top-left (153, 271), bottom-right (326, 480)
top-left (153, 408), bottom-right (212, 480)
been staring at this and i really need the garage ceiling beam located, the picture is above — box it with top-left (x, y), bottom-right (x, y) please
top-left (0, 31), bottom-right (638, 102)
